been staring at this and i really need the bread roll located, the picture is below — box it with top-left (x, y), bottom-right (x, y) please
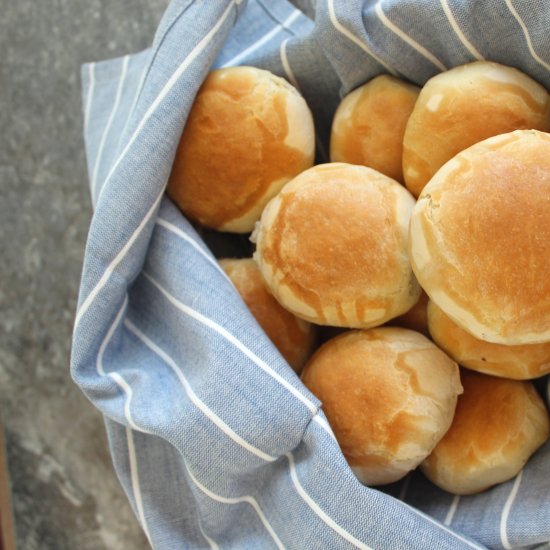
top-left (220, 258), bottom-right (315, 372)
top-left (409, 130), bottom-right (550, 345)
top-left (330, 75), bottom-right (420, 183)
top-left (428, 301), bottom-right (550, 380)
top-left (421, 370), bottom-right (550, 495)
top-left (301, 328), bottom-right (462, 485)
top-left (403, 61), bottom-right (550, 197)
top-left (168, 66), bottom-right (315, 233)
top-left (253, 163), bottom-right (421, 328)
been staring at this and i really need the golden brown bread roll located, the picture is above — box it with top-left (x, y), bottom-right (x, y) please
top-left (403, 61), bottom-right (550, 197)
top-left (421, 370), bottom-right (550, 495)
top-left (427, 301), bottom-right (550, 380)
top-left (330, 75), bottom-right (420, 183)
top-left (409, 130), bottom-right (550, 345)
top-left (253, 163), bottom-right (421, 328)
top-left (220, 258), bottom-right (315, 373)
top-left (301, 328), bottom-right (462, 485)
top-left (168, 66), bottom-right (315, 233)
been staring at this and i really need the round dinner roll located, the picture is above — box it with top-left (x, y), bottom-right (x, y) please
top-left (403, 61), bottom-right (550, 197)
top-left (330, 74), bottom-right (420, 183)
top-left (168, 66), bottom-right (315, 233)
top-left (301, 328), bottom-right (462, 485)
top-left (421, 370), bottom-right (550, 495)
top-left (220, 258), bottom-right (315, 372)
top-left (427, 301), bottom-right (550, 380)
top-left (253, 163), bottom-right (421, 328)
top-left (409, 130), bottom-right (550, 345)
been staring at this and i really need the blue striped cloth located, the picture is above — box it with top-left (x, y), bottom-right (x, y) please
top-left (73, 1), bottom-right (550, 548)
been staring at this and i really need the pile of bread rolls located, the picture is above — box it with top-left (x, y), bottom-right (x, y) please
top-left (168, 61), bottom-right (550, 496)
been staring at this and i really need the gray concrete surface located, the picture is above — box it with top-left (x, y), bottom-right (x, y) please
top-left (0, 1), bottom-right (169, 548)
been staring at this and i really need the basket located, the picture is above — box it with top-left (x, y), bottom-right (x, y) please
top-left (73, 1), bottom-right (550, 547)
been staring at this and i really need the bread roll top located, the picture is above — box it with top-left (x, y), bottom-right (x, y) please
top-left (301, 327), bottom-right (462, 485)
top-left (403, 61), bottom-right (550, 197)
top-left (410, 129), bottom-right (550, 345)
top-left (421, 370), bottom-right (550, 495)
top-left (168, 66), bottom-right (315, 232)
top-left (330, 74), bottom-right (420, 183)
top-left (254, 163), bottom-right (420, 328)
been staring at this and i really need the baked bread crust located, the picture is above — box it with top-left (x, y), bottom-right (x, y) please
top-left (427, 300), bottom-right (550, 379)
top-left (410, 130), bottom-right (550, 345)
top-left (330, 74), bottom-right (419, 183)
top-left (421, 370), bottom-right (550, 495)
top-left (403, 61), bottom-right (550, 197)
top-left (168, 66), bottom-right (315, 233)
top-left (220, 258), bottom-right (315, 372)
top-left (301, 328), bottom-right (462, 485)
top-left (254, 163), bottom-right (420, 328)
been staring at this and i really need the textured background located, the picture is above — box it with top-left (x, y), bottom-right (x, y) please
top-left (0, 1), bottom-right (169, 548)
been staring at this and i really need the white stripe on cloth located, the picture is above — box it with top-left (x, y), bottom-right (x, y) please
top-left (114, 322), bottom-right (362, 548)
top-left (326, 0), bottom-right (397, 76)
top-left (97, 295), bottom-right (152, 434)
top-left (399, 500), bottom-right (486, 550)
top-left (444, 495), bottom-right (460, 526)
top-left (75, 1), bottom-right (238, 330)
top-left (279, 38), bottom-right (298, 87)
top-left (439, 0), bottom-right (484, 61)
top-left (154, 224), bottom-right (337, 428)
top-left (222, 8), bottom-right (301, 67)
top-left (184, 464), bottom-right (285, 550)
top-left (198, 522), bottom-right (219, 550)
top-left (141, 271), bottom-right (319, 415)
top-left (126, 426), bottom-right (152, 545)
top-left (111, 362), bottom-right (274, 549)
top-left (199, 525), bottom-right (218, 550)
top-left (84, 62), bottom-right (96, 134)
top-left (374, 1), bottom-right (447, 71)
top-left (155, 217), bottom-right (229, 280)
top-left (312, 414), bottom-right (337, 441)
top-left (109, 371), bottom-right (144, 432)
top-left (124, 318), bottom-right (278, 463)
top-left (128, 59), bottom-right (150, 120)
top-left (504, 0), bottom-right (550, 72)
top-left (500, 470), bottom-right (523, 550)
top-left (102, 318), bottom-right (280, 548)
top-left (119, 321), bottom-right (348, 548)
top-left (279, 38), bottom-right (329, 163)
top-left (97, 295), bottom-right (128, 378)
top-left (153, 225), bottom-right (338, 436)
top-left (73, 185), bottom-right (165, 330)
top-left (126, 420), bottom-right (279, 548)
top-left (286, 452), bottom-right (373, 549)
top-left (95, 0), bottom-right (239, 207)
top-left (149, 225), bottom-right (335, 442)
top-left (91, 55), bottom-right (130, 204)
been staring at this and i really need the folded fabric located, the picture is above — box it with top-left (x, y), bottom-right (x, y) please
top-left (73, 0), bottom-right (550, 548)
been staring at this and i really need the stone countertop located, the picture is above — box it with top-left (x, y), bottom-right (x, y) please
top-left (0, 1), bottom-right (169, 548)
